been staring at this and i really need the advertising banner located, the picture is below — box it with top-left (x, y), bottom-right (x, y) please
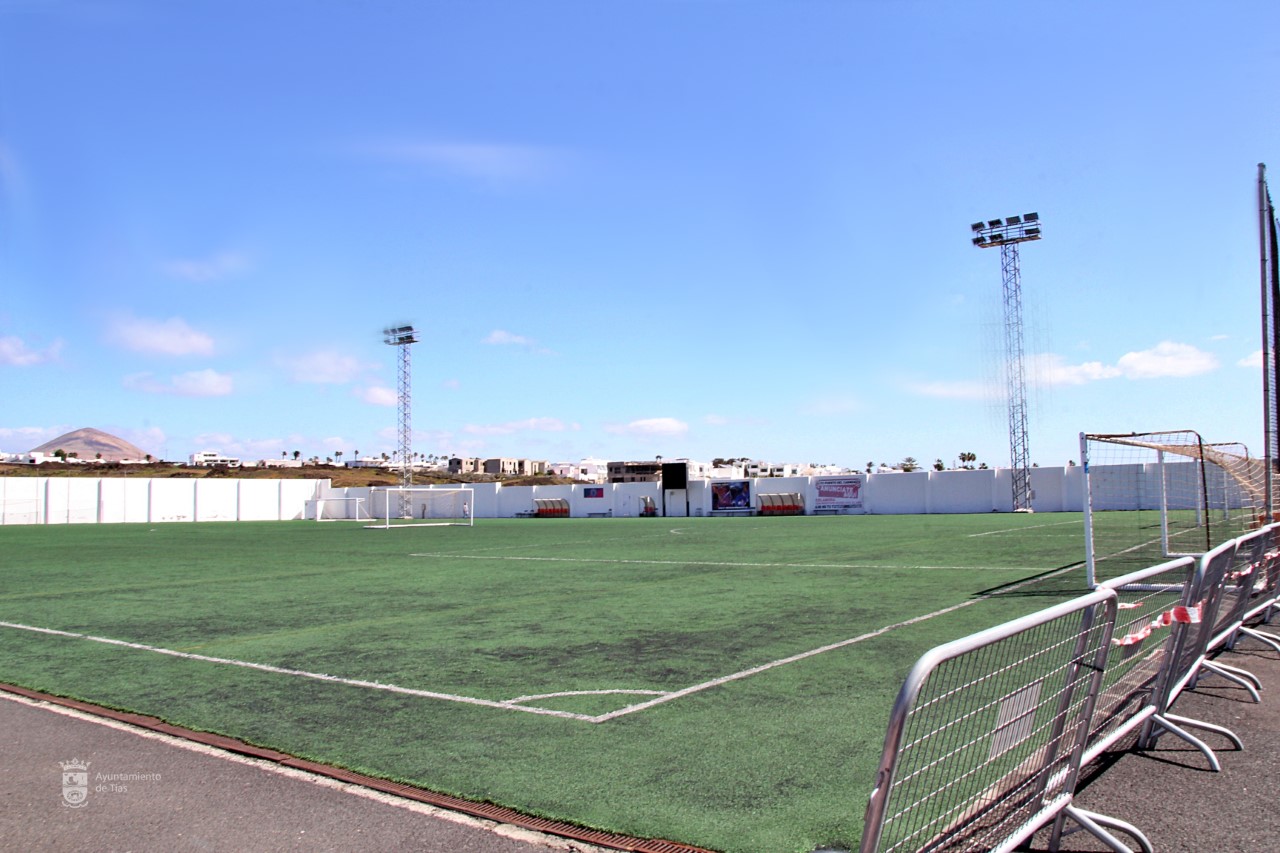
top-left (814, 475), bottom-right (864, 511)
top-left (711, 480), bottom-right (752, 511)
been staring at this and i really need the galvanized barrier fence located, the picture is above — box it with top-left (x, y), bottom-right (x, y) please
top-left (1230, 524), bottom-right (1280, 652)
top-left (1080, 557), bottom-right (1226, 767)
top-left (861, 522), bottom-right (1280, 853)
top-left (858, 590), bottom-right (1145, 853)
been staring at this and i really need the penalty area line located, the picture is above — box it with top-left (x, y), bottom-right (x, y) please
top-left (409, 553), bottom-right (1050, 572)
top-left (589, 562), bottom-right (1082, 723)
top-left (968, 519), bottom-right (1084, 537)
top-left (0, 621), bottom-right (599, 723)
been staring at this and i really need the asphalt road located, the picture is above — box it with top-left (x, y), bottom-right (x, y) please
top-left (0, 691), bottom-right (605, 853)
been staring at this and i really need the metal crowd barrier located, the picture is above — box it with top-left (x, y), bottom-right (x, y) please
top-left (1184, 528), bottom-right (1270, 699)
top-left (858, 590), bottom-right (1150, 853)
top-left (859, 522), bottom-right (1280, 853)
top-left (1079, 556), bottom-right (1234, 770)
top-left (1229, 523), bottom-right (1280, 653)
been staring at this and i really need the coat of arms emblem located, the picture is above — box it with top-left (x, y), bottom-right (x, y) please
top-left (60, 759), bottom-right (90, 808)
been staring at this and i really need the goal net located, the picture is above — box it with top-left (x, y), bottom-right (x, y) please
top-left (1081, 431), bottom-right (1264, 586)
top-left (366, 487), bottom-right (474, 529)
top-left (307, 497), bottom-right (373, 522)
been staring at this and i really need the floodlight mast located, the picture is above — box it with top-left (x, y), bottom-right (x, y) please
top-left (971, 213), bottom-right (1042, 512)
top-left (383, 325), bottom-right (419, 518)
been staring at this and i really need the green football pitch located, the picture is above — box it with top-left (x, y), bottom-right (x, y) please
top-left (0, 514), bottom-right (1095, 853)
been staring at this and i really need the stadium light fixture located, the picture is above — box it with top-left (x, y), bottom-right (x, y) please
top-left (971, 214), bottom-right (1043, 248)
top-left (383, 324), bottom-right (419, 516)
top-left (970, 211), bottom-right (1043, 513)
top-left (383, 326), bottom-right (419, 346)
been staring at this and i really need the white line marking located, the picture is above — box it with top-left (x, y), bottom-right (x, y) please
top-left (409, 553), bottom-right (1050, 572)
top-left (968, 519), bottom-right (1084, 537)
top-left (0, 691), bottom-right (608, 853)
top-left (1, 562), bottom-right (1079, 724)
top-left (0, 621), bottom-right (597, 723)
top-left (588, 563), bottom-right (1081, 722)
top-left (507, 689), bottom-right (668, 705)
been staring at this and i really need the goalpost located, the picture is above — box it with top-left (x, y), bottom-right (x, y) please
top-left (365, 487), bottom-right (474, 529)
top-left (1081, 431), bottom-right (1265, 586)
top-left (307, 497), bottom-right (373, 522)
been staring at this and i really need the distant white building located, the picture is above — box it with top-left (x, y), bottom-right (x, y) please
top-left (3, 451), bottom-right (72, 464)
top-left (548, 458), bottom-right (610, 483)
top-left (743, 460), bottom-right (800, 478)
top-left (190, 451), bottom-right (241, 467)
top-left (344, 457), bottom-right (388, 469)
top-left (258, 458), bottom-right (304, 469)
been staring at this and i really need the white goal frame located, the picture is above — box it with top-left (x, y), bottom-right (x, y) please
top-left (1081, 430), bottom-right (1264, 587)
top-left (306, 497), bottom-right (372, 522)
top-left (365, 487), bottom-right (475, 529)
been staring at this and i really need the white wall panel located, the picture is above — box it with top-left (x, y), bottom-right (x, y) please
top-left (865, 472), bottom-right (928, 514)
top-left (195, 479), bottom-right (239, 522)
top-left (278, 479), bottom-right (324, 520)
top-left (121, 479), bottom-right (152, 523)
top-left (1, 477), bottom-right (44, 524)
top-left (926, 470), bottom-right (996, 513)
top-left (239, 480), bottom-right (286, 521)
top-left (148, 479), bottom-right (197, 522)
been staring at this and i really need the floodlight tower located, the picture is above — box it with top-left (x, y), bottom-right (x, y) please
top-left (971, 213), bottom-right (1042, 512)
top-left (383, 325), bottom-right (419, 517)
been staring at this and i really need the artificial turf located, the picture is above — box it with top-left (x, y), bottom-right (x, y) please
top-left (0, 514), bottom-right (1093, 852)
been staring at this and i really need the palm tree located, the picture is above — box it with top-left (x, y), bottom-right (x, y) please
top-left (292, 450), bottom-right (301, 461)
top-left (899, 457), bottom-right (920, 472)
top-left (933, 458), bottom-right (944, 471)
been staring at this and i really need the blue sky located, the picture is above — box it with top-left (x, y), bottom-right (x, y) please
top-left (1, 1), bottom-right (1277, 469)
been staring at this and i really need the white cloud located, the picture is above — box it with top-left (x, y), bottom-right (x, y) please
top-left (160, 251), bottom-right (249, 282)
top-left (116, 426), bottom-right (166, 457)
top-left (1238, 350), bottom-right (1263, 369)
top-left (0, 335), bottom-right (62, 366)
top-left (442, 378), bottom-right (461, 390)
top-left (124, 369), bottom-right (233, 397)
top-left (108, 315), bottom-right (214, 356)
top-left (482, 329), bottom-right (553, 355)
top-left (908, 380), bottom-right (1000, 401)
top-left (704, 414), bottom-right (729, 426)
top-left (917, 342), bottom-right (1222, 396)
top-left (0, 425), bottom-right (67, 448)
top-left (358, 385), bottom-right (398, 406)
top-left (1030, 354), bottom-right (1122, 386)
top-left (604, 417), bottom-right (689, 438)
top-left (483, 329), bottom-right (533, 346)
top-left (366, 140), bottom-right (560, 184)
top-left (1115, 341), bottom-right (1218, 379)
top-left (279, 350), bottom-right (374, 384)
top-left (463, 417), bottom-right (574, 436)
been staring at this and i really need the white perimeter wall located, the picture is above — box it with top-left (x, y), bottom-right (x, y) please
top-left (0, 477), bottom-right (327, 525)
top-left (1, 469), bottom-right (1092, 526)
